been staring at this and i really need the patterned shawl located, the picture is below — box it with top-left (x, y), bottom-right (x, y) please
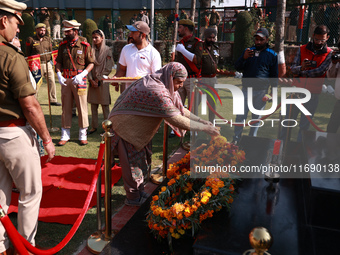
top-left (108, 62), bottom-right (188, 136)
top-left (109, 62), bottom-right (187, 118)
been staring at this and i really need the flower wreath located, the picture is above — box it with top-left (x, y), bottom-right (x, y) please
top-left (146, 136), bottom-right (246, 243)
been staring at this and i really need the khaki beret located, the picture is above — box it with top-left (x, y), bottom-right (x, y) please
top-left (62, 19), bottom-right (81, 32)
top-left (178, 19), bottom-right (195, 27)
top-left (35, 23), bottom-right (46, 29)
top-left (0, 0), bottom-right (27, 25)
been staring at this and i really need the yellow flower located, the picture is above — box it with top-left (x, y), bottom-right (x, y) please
top-left (172, 233), bottom-right (181, 239)
top-left (184, 207), bottom-right (193, 217)
top-left (178, 229), bottom-right (185, 235)
top-left (161, 186), bottom-right (167, 192)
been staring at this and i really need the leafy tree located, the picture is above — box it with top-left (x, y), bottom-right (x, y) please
top-left (82, 19), bottom-right (98, 44)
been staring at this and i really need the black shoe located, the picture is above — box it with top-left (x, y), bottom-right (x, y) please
top-left (88, 128), bottom-right (97, 135)
top-left (169, 133), bottom-right (176, 138)
top-left (51, 102), bottom-right (62, 106)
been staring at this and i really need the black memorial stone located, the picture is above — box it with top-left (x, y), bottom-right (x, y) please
top-left (101, 133), bottom-right (340, 255)
top-left (100, 182), bottom-right (195, 255)
top-left (193, 136), bottom-right (302, 255)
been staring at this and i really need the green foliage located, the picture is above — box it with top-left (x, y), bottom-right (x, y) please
top-left (19, 13), bottom-right (35, 53)
top-left (98, 16), bottom-right (105, 30)
top-left (233, 11), bottom-right (254, 62)
top-left (155, 12), bottom-right (173, 63)
top-left (82, 18), bottom-right (98, 44)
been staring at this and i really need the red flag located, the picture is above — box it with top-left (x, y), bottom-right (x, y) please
top-left (52, 50), bottom-right (58, 66)
top-left (26, 54), bottom-right (42, 90)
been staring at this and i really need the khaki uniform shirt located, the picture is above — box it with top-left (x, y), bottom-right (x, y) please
top-left (26, 35), bottom-right (52, 62)
top-left (56, 36), bottom-right (94, 71)
top-left (175, 34), bottom-right (203, 76)
top-left (0, 35), bottom-right (35, 121)
top-left (201, 43), bottom-right (219, 76)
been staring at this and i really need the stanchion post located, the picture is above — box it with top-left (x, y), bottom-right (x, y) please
top-left (96, 168), bottom-right (102, 232)
top-left (103, 120), bottom-right (112, 240)
top-left (87, 121), bottom-right (114, 254)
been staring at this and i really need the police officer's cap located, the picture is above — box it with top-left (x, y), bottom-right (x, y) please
top-left (0, 0), bottom-right (26, 25)
top-left (35, 23), bottom-right (46, 29)
top-left (178, 19), bottom-right (195, 28)
top-left (62, 19), bottom-right (81, 32)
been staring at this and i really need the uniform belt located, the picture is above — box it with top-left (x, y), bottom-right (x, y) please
top-left (201, 74), bottom-right (216, 78)
top-left (0, 118), bottom-right (26, 127)
top-left (63, 69), bottom-right (78, 78)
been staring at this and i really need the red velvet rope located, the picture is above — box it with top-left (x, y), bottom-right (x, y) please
top-left (0, 142), bottom-right (106, 255)
top-left (0, 214), bottom-right (28, 255)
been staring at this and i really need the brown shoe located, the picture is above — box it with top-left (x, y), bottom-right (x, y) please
top-left (57, 140), bottom-right (69, 146)
top-left (79, 140), bottom-right (88, 146)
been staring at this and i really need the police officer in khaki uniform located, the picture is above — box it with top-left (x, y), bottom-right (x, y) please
top-left (26, 23), bottom-right (61, 106)
top-left (55, 20), bottom-right (94, 146)
top-left (201, 28), bottom-right (219, 123)
top-left (174, 19), bottom-right (203, 106)
top-left (0, 1), bottom-right (55, 254)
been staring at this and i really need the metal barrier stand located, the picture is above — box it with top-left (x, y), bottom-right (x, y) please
top-left (87, 120), bottom-right (114, 254)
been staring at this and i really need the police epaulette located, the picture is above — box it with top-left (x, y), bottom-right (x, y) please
top-left (81, 41), bottom-right (90, 46)
top-left (195, 37), bottom-right (203, 42)
top-left (59, 41), bottom-right (68, 45)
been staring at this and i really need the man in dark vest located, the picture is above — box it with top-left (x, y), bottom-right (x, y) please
top-left (280, 25), bottom-right (333, 142)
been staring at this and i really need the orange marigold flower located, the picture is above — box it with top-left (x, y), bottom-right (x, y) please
top-left (152, 195), bottom-right (159, 201)
top-left (168, 179), bottom-right (176, 186)
top-left (172, 203), bottom-right (185, 215)
top-left (212, 188), bottom-right (219, 195)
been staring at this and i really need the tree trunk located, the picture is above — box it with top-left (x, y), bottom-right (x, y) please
top-left (171, 0), bottom-right (180, 61)
top-left (190, 0), bottom-right (196, 22)
top-left (274, 0), bottom-right (287, 77)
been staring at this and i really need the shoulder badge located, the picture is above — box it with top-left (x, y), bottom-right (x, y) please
top-left (195, 37), bottom-right (203, 42)
top-left (59, 40), bottom-right (67, 46)
top-left (81, 41), bottom-right (90, 47)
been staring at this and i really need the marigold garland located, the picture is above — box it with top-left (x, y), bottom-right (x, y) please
top-left (146, 136), bottom-right (245, 244)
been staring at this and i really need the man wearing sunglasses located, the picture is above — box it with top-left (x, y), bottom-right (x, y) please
top-left (280, 25), bottom-right (333, 142)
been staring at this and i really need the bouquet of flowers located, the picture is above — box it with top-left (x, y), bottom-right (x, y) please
top-left (146, 136), bottom-right (246, 247)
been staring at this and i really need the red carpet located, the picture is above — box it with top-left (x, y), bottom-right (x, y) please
top-left (8, 156), bottom-right (122, 225)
